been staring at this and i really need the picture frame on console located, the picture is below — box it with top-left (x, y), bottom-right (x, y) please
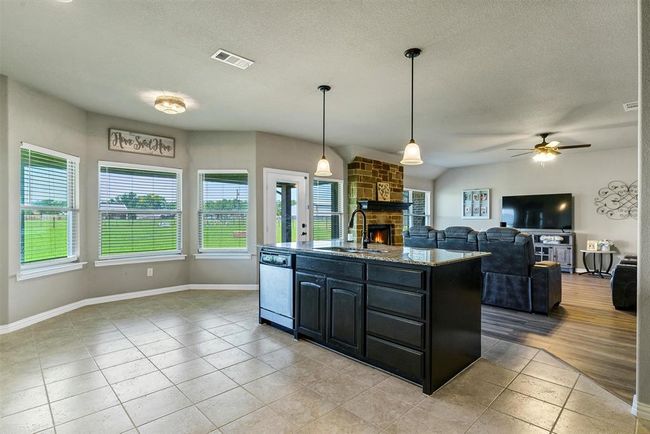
top-left (462, 188), bottom-right (490, 219)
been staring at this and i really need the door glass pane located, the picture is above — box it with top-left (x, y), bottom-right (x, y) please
top-left (275, 182), bottom-right (298, 243)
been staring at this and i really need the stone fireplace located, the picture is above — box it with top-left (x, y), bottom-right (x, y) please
top-left (348, 156), bottom-right (404, 246)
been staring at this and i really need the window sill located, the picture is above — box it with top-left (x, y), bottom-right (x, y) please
top-left (193, 253), bottom-right (253, 260)
top-left (94, 255), bottom-right (187, 268)
top-left (17, 262), bottom-right (87, 281)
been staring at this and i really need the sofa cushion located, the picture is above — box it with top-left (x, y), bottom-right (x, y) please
top-left (478, 228), bottom-right (535, 276)
top-left (436, 226), bottom-right (478, 251)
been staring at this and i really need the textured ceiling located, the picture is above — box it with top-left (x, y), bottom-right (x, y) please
top-left (0, 0), bottom-right (638, 171)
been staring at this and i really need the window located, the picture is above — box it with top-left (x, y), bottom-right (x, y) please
top-left (98, 162), bottom-right (182, 259)
top-left (198, 171), bottom-right (249, 252)
top-left (403, 189), bottom-right (431, 231)
top-left (20, 143), bottom-right (79, 267)
top-left (312, 179), bottom-right (343, 241)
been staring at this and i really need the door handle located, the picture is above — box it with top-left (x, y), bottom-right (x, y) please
top-left (301, 232), bottom-right (307, 236)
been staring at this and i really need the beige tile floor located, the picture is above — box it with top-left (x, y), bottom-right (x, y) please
top-left (0, 290), bottom-right (645, 433)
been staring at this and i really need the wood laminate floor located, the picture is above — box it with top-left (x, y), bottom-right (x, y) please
top-left (482, 273), bottom-right (637, 403)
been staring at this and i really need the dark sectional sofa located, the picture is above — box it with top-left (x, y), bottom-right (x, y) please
top-left (403, 225), bottom-right (562, 314)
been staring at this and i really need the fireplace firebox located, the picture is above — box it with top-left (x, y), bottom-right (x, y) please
top-left (368, 224), bottom-right (393, 245)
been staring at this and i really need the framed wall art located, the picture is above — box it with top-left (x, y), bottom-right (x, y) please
top-left (462, 188), bottom-right (490, 219)
top-left (108, 128), bottom-right (175, 158)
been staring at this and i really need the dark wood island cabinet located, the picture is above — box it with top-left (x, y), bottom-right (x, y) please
top-left (259, 241), bottom-right (488, 395)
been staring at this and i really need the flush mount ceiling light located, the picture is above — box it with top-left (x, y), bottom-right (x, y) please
top-left (314, 85), bottom-right (333, 177)
top-left (400, 48), bottom-right (424, 166)
top-left (154, 95), bottom-right (186, 114)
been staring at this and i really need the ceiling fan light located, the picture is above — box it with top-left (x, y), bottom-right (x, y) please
top-left (533, 151), bottom-right (556, 163)
top-left (154, 95), bottom-right (186, 114)
top-left (315, 157), bottom-right (333, 177)
top-left (400, 139), bottom-right (423, 165)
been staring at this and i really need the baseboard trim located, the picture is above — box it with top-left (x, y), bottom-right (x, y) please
top-left (0, 283), bottom-right (259, 334)
top-left (191, 284), bottom-right (259, 291)
top-left (633, 394), bottom-right (650, 420)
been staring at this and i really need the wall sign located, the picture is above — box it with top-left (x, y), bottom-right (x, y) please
top-left (462, 188), bottom-right (490, 219)
top-left (108, 129), bottom-right (175, 158)
top-left (594, 180), bottom-right (638, 220)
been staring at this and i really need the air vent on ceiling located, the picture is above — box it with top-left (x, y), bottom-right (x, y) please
top-left (210, 49), bottom-right (254, 70)
top-left (623, 101), bottom-right (638, 112)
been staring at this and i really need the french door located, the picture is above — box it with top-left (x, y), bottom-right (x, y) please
top-left (263, 168), bottom-right (309, 244)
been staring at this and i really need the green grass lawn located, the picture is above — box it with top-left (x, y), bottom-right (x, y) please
top-left (23, 216), bottom-right (339, 263)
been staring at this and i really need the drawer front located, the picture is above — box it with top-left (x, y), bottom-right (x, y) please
top-left (296, 255), bottom-right (364, 281)
top-left (367, 284), bottom-right (425, 320)
top-left (366, 335), bottom-right (423, 381)
top-left (367, 264), bottom-right (425, 290)
top-left (367, 310), bottom-right (424, 349)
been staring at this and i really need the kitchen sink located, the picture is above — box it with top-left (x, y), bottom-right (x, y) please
top-left (315, 246), bottom-right (388, 254)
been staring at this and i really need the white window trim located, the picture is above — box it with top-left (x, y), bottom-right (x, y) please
top-left (197, 169), bottom-right (250, 255)
top-left (19, 142), bottom-right (81, 271)
top-left (312, 177), bottom-right (344, 240)
top-left (17, 262), bottom-right (87, 281)
top-left (97, 161), bottom-right (183, 261)
top-left (94, 254), bottom-right (187, 268)
top-left (404, 188), bottom-right (432, 228)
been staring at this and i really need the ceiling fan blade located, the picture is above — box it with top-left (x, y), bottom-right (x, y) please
top-left (556, 144), bottom-right (591, 149)
top-left (510, 152), bottom-right (533, 158)
top-left (507, 148), bottom-right (534, 151)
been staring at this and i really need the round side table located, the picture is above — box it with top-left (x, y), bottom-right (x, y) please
top-left (578, 250), bottom-right (614, 278)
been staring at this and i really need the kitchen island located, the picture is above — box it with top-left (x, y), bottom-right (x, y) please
top-left (258, 241), bottom-right (489, 395)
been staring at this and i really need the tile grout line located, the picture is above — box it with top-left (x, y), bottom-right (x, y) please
top-left (548, 368), bottom-right (581, 434)
top-left (464, 348), bottom-right (542, 433)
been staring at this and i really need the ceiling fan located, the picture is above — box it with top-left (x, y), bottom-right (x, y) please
top-left (509, 133), bottom-right (591, 162)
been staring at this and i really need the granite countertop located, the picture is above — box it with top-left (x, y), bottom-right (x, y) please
top-left (259, 240), bottom-right (489, 267)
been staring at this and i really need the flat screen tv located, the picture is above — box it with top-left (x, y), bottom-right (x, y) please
top-left (501, 193), bottom-right (573, 230)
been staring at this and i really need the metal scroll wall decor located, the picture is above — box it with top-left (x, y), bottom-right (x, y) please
top-left (594, 180), bottom-right (638, 220)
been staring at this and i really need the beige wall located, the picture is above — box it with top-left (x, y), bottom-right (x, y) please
top-left (434, 147), bottom-right (638, 269)
top-left (187, 131), bottom-right (258, 285)
top-left (254, 132), bottom-right (345, 244)
top-left (0, 79), bottom-right (353, 324)
top-left (84, 113), bottom-right (190, 298)
top-left (6, 79), bottom-right (90, 322)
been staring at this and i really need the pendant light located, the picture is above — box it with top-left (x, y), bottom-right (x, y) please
top-left (314, 84), bottom-right (333, 177)
top-left (400, 48), bottom-right (424, 165)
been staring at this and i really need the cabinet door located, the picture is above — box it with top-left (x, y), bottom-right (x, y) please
top-left (326, 278), bottom-right (364, 356)
top-left (555, 248), bottom-right (568, 266)
top-left (296, 272), bottom-right (326, 342)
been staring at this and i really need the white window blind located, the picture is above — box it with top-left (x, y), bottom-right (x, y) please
top-left (312, 179), bottom-right (343, 241)
top-left (20, 143), bottom-right (79, 267)
top-left (403, 189), bottom-right (431, 231)
top-left (198, 171), bottom-right (249, 252)
top-left (98, 162), bottom-right (182, 259)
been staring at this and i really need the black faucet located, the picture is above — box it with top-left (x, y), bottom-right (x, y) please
top-left (348, 206), bottom-right (369, 249)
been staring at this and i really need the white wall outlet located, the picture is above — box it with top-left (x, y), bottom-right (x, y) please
top-left (146, 267), bottom-right (153, 277)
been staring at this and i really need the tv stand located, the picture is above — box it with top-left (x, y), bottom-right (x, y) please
top-left (521, 229), bottom-right (576, 274)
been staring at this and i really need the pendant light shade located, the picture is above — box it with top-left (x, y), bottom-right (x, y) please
top-left (315, 157), bottom-right (332, 177)
top-left (401, 139), bottom-right (423, 165)
top-left (314, 85), bottom-right (333, 177)
top-left (400, 48), bottom-right (423, 166)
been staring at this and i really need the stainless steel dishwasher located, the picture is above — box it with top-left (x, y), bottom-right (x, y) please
top-left (259, 251), bottom-right (294, 329)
